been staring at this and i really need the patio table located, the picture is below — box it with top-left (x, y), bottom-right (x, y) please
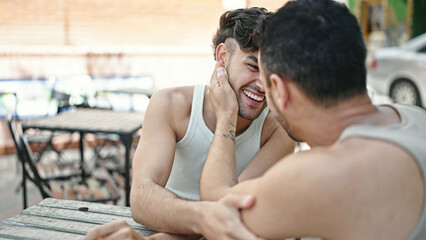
top-left (22, 108), bottom-right (144, 206)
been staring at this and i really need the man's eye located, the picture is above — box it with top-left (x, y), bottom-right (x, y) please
top-left (247, 64), bottom-right (259, 71)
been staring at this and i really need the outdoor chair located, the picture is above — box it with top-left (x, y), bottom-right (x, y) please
top-left (7, 114), bottom-right (87, 208)
top-left (6, 114), bottom-right (31, 209)
top-left (2, 91), bottom-right (73, 165)
top-left (8, 115), bottom-right (121, 206)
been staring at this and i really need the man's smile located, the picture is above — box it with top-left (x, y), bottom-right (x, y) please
top-left (243, 89), bottom-right (265, 102)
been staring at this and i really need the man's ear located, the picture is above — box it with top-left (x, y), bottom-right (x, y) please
top-left (269, 73), bottom-right (290, 110)
top-left (215, 43), bottom-right (228, 67)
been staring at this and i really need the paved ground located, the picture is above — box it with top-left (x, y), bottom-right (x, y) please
top-left (0, 154), bottom-right (42, 220)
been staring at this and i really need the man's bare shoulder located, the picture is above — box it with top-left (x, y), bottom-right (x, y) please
top-left (268, 138), bottom-right (418, 194)
top-left (248, 138), bottom-right (423, 239)
top-left (152, 86), bottom-right (194, 107)
top-left (149, 86), bottom-right (194, 117)
top-left (147, 86), bottom-right (196, 139)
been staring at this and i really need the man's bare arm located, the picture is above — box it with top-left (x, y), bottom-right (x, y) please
top-left (200, 115), bottom-right (238, 200)
top-left (130, 89), bottom-right (205, 234)
top-left (200, 67), bottom-right (240, 201)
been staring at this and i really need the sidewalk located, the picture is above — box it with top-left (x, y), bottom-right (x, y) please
top-left (0, 154), bottom-right (41, 220)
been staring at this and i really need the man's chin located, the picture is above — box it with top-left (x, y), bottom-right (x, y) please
top-left (238, 105), bottom-right (266, 120)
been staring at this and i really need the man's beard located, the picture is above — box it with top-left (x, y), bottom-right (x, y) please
top-left (267, 93), bottom-right (303, 142)
top-left (236, 93), bottom-right (266, 120)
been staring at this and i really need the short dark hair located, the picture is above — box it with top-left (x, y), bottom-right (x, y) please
top-left (256, 0), bottom-right (367, 107)
top-left (212, 7), bottom-right (272, 60)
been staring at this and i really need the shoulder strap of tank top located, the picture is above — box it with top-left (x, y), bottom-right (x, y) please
top-left (189, 85), bottom-right (205, 123)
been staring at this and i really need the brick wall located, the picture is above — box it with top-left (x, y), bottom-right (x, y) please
top-left (0, 0), bottom-right (223, 46)
top-left (0, 0), bottom-right (285, 46)
top-left (0, 0), bottom-right (286, 82)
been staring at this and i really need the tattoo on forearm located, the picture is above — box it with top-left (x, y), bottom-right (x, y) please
top-left (222, 122), bottom-right (236, 142)
top-left (222, 130), bottom-right (235, 142)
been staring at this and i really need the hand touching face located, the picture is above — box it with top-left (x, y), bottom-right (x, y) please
top-left (208, 63), bottom-right (239, 119)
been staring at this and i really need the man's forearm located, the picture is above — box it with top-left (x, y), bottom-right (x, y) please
top-left (130, 179), bottom-right (206, 235)
top-left (200, 114), bottom-right (238, 201)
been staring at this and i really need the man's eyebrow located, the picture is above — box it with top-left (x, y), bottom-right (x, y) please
top-left (246, 55), bottom-right (258, 63)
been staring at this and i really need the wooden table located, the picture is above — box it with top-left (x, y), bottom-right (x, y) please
top-left (0, 198), bottom-right (155, 239)
top-left (22, 108), bottom-right (145, 206)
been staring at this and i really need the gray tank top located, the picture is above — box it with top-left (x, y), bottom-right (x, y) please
top-left (165, 85), bottom-right (269, 200)
top-left (338, 104), bottom-right (426, 239)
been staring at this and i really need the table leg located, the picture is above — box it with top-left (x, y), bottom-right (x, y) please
top-left (22, 160), bottom-right (27, 209)
top-left (79, 131), bottom-right (86, 180)
top-left (121, 134), bottom-right (131, 207)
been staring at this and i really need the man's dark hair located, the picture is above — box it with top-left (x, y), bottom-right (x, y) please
top-left (256, 0), bottom-right (367, 107)
top-left (212, 7), bottom-right (272, 60)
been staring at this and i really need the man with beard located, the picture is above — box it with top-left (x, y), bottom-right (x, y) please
top-left (127, 6), bottom-right (295, 239)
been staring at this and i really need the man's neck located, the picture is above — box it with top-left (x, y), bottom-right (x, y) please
top-left (235, 116), bottom-right (254, 136)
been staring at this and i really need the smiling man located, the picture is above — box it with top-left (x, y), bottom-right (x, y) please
top-left (128, 7), bottom-right (295, 239)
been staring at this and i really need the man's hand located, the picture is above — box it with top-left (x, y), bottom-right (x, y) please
top-left (199, 194), bottom-right (264, 240)
top-left (84, 220), bottom-right (195, 240)
top-left (208, 65), bottom-right (238, 119)
top-left (84, 220), bottom-right (146, 240)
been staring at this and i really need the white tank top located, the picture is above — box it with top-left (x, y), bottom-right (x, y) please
top-left (165, 85), bottom-right (269, 200)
